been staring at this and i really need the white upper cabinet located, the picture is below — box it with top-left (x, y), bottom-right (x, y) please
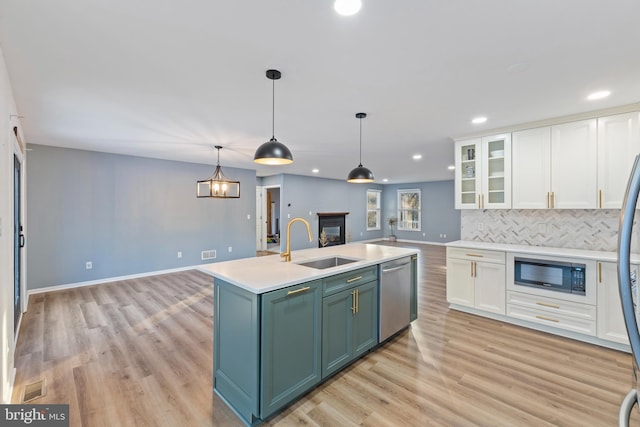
top-left (512, 119), bottom-right (597, 209)
top-left (550, 119), bottom-right (598, 209)
top-left (597, 112), bottom-right (640, 209)
top-left (455, 138), bottom-right (482, 209)
top-left (512, 127), bottom-right (552, 209)
top-left (455, 134), bottom-right (510, 209)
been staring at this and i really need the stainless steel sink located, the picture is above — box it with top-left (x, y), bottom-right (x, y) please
top-left (297, 256), bottom-right (359, 269)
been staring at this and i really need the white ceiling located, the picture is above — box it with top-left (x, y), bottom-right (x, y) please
top-left (1, 1), bottom-right (639, 183)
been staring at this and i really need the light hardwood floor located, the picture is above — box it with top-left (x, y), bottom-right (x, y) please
top-left (11, 243), bottom-right (640, 426)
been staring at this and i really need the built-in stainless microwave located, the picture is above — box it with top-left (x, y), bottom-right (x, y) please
top-left (514, 257), bottom-right (586, 295)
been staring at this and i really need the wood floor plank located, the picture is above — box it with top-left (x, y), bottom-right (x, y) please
top-left (11, 244), bottom-right (640, 426)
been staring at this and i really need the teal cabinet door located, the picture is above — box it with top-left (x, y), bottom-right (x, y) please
top-left (352, 280), bottom-right (378, 358)
top-left (410, 254), bottom-right (418, 322)
top-left (322, 287), bottom-right (353, 378)
top-left (261, 280), bottom-right (322, 419)
top-left (214, 280), bottom-right (260, 425)
top-left (322, 280), bottom-right (379, 379)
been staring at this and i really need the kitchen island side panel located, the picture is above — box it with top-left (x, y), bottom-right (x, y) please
top-left (214, 279), bottom-right (260, 425)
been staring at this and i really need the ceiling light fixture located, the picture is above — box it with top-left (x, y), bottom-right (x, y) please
top-left (254, 69), bottom-right (294, 165)
top-left (448, 165), bottom-right (455, 170)
top-left (413, 154), bottom-right (422, 160)
top-left (347, 112), bottom-right (375, 183)
top-left (312, 168), bottom-right (319, 174)
top-left (472, 116), bottom-right (487, 124)
top-left (334, 0), bottom-right (362, 16)
top-left (587, 90), bottom-right (611, 100)
top-left (197, 146), bottom-right (240, 198)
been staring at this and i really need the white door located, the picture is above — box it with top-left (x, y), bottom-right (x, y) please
top-left (445, 257), bottom-right (475, 307)
top-left (551, 119), bottom-right (597, 209)
top-left (597, 261), bottom-right (631, 345)
top-left (255, 187), bottom-right (267, 251)
top-left (474, 262), bottom-right (506, 315)
top-left (597, 112), bottom-right (640, 209)
top-left (512, 126), bottom-right (551, 209)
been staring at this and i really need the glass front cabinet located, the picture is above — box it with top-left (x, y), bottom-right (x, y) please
top-left (455, 134), bottom-right (511, 209)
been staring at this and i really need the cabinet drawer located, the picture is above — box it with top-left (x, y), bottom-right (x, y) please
top-left (507, 303), bottom-right (596, 336)
top-left (507, 291), bottom-right (596, 320)
top-left (447, 247), bottom-right (505, 264)
top-left (323, 266), bottom-right (377, 296)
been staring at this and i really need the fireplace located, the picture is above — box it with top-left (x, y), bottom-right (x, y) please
top-left (318, 212), bottom-right (349, 247)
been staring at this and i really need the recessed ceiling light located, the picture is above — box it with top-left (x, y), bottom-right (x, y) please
top-left (472, 116), bottom-right (487, 124)
top-left (312, 168), bottom-right (319, 173)
top-left (587, 90), bottom-right (611, 100)
top-left (382, 178), bottom-right (389, 182)
top-left (412, 154), bottom-right (422, 160)
top-left (334, 0), bottom-right (362, 16)
top-left (448, 165), bottom-right (455, 170)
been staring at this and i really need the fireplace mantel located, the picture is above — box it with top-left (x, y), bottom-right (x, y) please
top-left (317, 212), bottom-right (349, 217)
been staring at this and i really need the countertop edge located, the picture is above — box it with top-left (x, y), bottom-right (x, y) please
top-left (197, 243), bottom-right (419, 294)
top-left (445, 240), bottom-right (640, 263)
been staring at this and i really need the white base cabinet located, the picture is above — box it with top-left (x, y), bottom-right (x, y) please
top-left (446, 247), bottom-right (505, 315)
top-left (597, 261), bottom-right (634, 345)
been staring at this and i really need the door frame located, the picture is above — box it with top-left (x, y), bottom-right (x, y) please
top-left (12, 126), bottom-right (26, 335)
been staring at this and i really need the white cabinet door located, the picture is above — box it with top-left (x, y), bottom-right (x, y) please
top-left (597, 112), bottom-right (640, 209)
top-left (475, 262), bottom-right (506, 315)
top-left (597, 261), bottom-right (632, 345)
top-left (512, 127), bottom-right (552, 209)
top-left (482, 134), bottom-right (511, 209)
top-left (446, 257), bottom-right (474, 307)
top-left (551, 119), bottom-right (597, 209)
top-left (454, 139), bottom-right (482, 209)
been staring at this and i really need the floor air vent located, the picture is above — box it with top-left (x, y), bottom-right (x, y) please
top-left (201, 250), bottom-right (216, 260)
top-left (22, 379), bottom-right (46, 403)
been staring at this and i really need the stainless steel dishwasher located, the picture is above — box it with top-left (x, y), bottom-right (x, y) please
top-left (379, 257), bottom-right (412, 342)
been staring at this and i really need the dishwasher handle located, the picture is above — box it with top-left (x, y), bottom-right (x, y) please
top-left (381, 262), bottom-right (411, 273)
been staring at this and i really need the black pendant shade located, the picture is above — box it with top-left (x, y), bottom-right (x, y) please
top-left (254, 69), bottom-right (294, 165)
top-left (197, 146), bottom-right (240, 198)
top-left (347, 112), bottom-right (375, 183)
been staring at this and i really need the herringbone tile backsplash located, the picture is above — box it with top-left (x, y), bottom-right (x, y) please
top-left (461, 209), bottom-right (639, 252)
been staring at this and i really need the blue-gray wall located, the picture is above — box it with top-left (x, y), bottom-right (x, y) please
top-left (278, 174), bottom-right (385, 251)
top-left (382, 180), bottom-right (460, 243)
top-left (26, 144), bottom-right (256, 289)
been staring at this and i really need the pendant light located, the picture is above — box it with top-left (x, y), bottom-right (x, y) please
top-left (197, 146), bottom-right (240, 198)
top-left (254, 69), bottom-right (294, 165)
top-left (347, 112), bottom-right (375, 183)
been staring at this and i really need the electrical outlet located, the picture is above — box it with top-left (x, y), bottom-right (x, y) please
top-left (177, 251), bottom-right (182, 259)
top-left (443, 234), bottom-right (447, 238)
top-left (86, 261), bottom-right (93, 270)
top-left (247, 214), bottom-right (251, 220)
top-left (228, 246), bottom-right (232, 253)
top-left (309, 211), bottom-right (312, 216)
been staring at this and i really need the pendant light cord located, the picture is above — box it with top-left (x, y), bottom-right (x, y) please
top-left (271, 78), bottom-right (275, 140)
top-left (358, 115), bottom-right (363, 166)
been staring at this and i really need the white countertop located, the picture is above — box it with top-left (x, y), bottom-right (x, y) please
top-left (446, 240), bottom-right (640, 263)
top-left (197, 243), bottom-right (418, 294)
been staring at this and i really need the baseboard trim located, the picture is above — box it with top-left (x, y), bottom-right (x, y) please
top-left (27, 265), bottom-right (199, 296)
top-left (387, 238), bottom-right (448, 246)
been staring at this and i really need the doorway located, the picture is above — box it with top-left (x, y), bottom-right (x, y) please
top-left (14, 154), bottom-right (23, 333)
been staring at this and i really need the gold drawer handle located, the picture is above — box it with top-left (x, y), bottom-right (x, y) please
top-left (536, 301), bottom-right (560, 309)
top-left (287, 286), bottom-right (310, 296)
top-left (465, 253), bottom-right (484, 258)
top-left (346, 276), bottom-right (363, 283)
top-left (536, 315), bottom-right (559, 323)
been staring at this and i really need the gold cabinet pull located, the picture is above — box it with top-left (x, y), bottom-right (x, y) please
top-left (482, 194), bottom-right (485, 209)
top-left (547, 192), bottom-right (550, 209)
top-left (599, 189), bottom-right (603, 209)
top-left (346, 275), bottom-right (362, 283)
top-left (466, 253), bottom-right (484, 257)
top-left (287, 286), bottom-right (310, 296)
top-left (351, 290), bottom-right (357, 314)
top-left (536, 315), bottom-right (559, 323)
top-left (598, 262), bottom-right (602, 283)
top-left (355, 289), bottom-right (359, 313)
top-left (473, 261), bottom-right (477, 278)
top-left (470, 262), bottom-right (474, 277)
top-left (551, 192), bottom-right (555, 208)
top-left (478, 194), bottom-right (481, 209)
top-left (536, 301), bottom-right (560, 309)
